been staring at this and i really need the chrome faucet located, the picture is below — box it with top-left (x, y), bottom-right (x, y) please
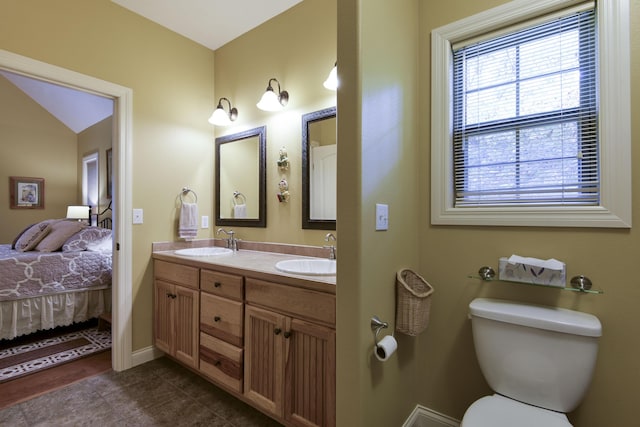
top-left (216, 228), bottom-right (238, 251)
top-left (324, 233), bottom-right (337, 260)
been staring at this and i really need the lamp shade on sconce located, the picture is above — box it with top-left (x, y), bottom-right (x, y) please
top-left (257, 78), bottom-right (289, 111)
top-left (208, 97), bottom-right (238, 126)
top-left (66, 205), bottom-right (90, 221)
top-left (323, 63), bottom-right (338, 90)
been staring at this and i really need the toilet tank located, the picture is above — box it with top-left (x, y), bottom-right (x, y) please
top-left (469, 298), bottom-right (601, 413)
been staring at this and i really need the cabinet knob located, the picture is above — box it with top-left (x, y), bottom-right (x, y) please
top-left (214, 282), bottom-right (221, 287)
top-left (284, 331), bottom-right (292, 339)
top-left (214, 316), bottom-right (221, 322)
top-left (274, 328), bottom-right (282, 335)
top-left (214, 360), bottom-right (221, 366)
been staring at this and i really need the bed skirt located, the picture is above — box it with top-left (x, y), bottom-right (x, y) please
top-left (0, 287), bottom-right (112, 341)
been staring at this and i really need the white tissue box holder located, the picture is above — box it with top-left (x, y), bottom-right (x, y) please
top-left (498, 257), bottom-right (566, 287)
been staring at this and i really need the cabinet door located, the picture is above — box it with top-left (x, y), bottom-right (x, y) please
top-left (154, 280), bottom-right (175, 355)
top-left (244, 305), bottom-right (289, 417)
top-left (174, 285), bottom-right (199, 369)
top-left (284, 319), bottom-right (336, 427)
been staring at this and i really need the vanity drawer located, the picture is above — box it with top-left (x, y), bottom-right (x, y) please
top-left (245, 278), bottom-right (335, 327)
top-left (199, 333), bottom-right (243, 393)
top-left (200, 293), bottom-right (243, 347)
top-left (154, 260), bottom-right (199, 289)
top-left (201, 269), bottom-right (244, 301)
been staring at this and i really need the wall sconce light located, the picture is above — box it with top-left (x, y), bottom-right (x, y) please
top-left (208, 97), bottom-right (238, 126)
top-left (256, 78), bottom-right (289, 111)
top-left (323, 62), bottom-right (338, 90)
top-left (66, 205), bottom-right (90, 222)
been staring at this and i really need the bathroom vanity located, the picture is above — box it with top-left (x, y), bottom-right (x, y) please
top-left (152, 241), bottom-right (336, 427)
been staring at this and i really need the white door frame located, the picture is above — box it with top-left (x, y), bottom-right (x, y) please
top-left (0, 49), bottom-right (133, 371)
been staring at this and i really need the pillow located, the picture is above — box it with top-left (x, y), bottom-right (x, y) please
top-left (62, 227), bottom-right (113, 252)
top-left (86, 235), bottom-right (113, 252)
top-left (12, 223), bottom-right (36, 249)
top-left (35, 220), bottom-right (87, 252)
top-left (14, 221), bottom-right (52, 252)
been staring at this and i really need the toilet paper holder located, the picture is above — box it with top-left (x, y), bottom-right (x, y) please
top-left (371, 315), bottom-right (389, 347)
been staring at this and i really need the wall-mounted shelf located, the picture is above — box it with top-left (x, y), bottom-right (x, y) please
top-left (470, 266), bottom-right (604, 295)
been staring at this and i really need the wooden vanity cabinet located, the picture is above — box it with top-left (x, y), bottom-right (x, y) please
top-left (154, 257), bottom-right (336, 427)
top-left (153, 260), bottom-right (200, 369)
top-left (199, 268), bottom-right (245, 393)
top-left (244, 278), bottom-right (336, 427)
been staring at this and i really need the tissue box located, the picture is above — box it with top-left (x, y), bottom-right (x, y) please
top-left (498, 257), bottom-right (566, 287)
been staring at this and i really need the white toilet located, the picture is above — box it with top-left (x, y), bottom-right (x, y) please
top-left (461, 298), bottom-right (602, 427)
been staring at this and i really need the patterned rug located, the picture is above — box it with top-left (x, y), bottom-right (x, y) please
top-left (0, 326), bottom-right (111, 383)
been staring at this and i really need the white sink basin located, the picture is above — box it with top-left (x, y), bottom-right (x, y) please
top-left (174, 247), bottom-right (233, 257)
top-left (275, 259), bottom-right (336, 276)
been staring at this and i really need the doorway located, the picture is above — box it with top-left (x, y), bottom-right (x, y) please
top-left (0, 49), bottom-right (133, 371)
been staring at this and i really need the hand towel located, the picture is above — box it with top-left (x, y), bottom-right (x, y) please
top-left (233, 204), bottom-right (247, 219)
top-left (179, 202), bottom-right (198, 240)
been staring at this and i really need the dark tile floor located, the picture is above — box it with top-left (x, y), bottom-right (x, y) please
top-left (0, 357), bottom-right (284, 427)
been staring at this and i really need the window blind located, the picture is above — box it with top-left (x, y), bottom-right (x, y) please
top-left (452, 6), bottom-right (598, 208)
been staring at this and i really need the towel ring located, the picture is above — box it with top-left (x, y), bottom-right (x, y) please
top-left (233, 191), bottom-right (246, 206)
top-left (180, 187), bottom-right (198, 203)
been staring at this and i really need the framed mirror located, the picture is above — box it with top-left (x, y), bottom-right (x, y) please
top-left (302, 106), bottom-right (337, 230)
top-left (216, 126), bottom-right (267, 227)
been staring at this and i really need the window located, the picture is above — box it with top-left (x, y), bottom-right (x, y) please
top-left (431, 0), bottom-right (631, 227)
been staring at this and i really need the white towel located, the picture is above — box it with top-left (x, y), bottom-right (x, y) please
top-left (233, 204), bottom-right (247, 218)
top-left (179, 202), bottom-right (198, 240)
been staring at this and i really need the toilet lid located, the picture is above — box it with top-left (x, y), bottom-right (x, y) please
top-left (461, 395), bottom-right (573, 427)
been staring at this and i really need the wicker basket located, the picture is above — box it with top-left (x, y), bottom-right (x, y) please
top-left (395, 268), bottom-right (434, 336)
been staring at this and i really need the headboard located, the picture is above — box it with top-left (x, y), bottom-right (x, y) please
top-left (94, 201), bottom-right (112, 229)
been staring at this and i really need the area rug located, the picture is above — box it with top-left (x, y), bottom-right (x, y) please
top-left (0, 326), bottom-right (111, 383)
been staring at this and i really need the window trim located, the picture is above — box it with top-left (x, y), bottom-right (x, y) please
top-left (431, 0), bottom-right (631, 228)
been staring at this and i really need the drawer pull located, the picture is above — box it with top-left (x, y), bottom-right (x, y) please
top-left (214, 282), bottom-right (222, 287)
top-left (214, 316), bottom-right (221, 322)
top-left (274, 328), bottom-right (282, 335)
top-left (166, 293), bottom-right (176, 299)
top-left (284, 331), bottom-right (292, 339)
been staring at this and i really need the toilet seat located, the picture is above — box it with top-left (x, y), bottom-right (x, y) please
top-left (461, 395), bottom-right (573, 427)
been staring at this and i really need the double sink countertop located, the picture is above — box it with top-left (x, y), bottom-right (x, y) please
top-left (152, 239), bottom-right (336, 294)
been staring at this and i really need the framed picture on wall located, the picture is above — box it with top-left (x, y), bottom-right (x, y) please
top-left (106, 148), bottom-right (113, 199)
top-left (10, 176), bottom-right (45, 209)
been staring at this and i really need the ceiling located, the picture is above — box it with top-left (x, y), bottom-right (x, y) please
top-left (3, 0), bottom-right (302, 133)
top-left (111, 0), bottom-right (303, 51)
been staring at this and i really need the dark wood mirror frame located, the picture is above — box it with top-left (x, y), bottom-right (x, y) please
top-left (215, 126), bottom-right (267, 228)
top-left (302, 106), bottom-right (337, 230)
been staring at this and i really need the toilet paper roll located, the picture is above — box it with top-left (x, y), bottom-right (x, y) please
top-left (374, 335), bottom-right (398, 362)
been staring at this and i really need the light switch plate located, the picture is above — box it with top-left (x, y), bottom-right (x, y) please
top-left (201, 216), bottom-right (209, 228)
top-left (133, 208), bottom-right (143, 224)
top-left (376, 203), bottom-right (389, 231)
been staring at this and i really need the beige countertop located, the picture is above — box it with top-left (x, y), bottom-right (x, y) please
top-left (152, 248), bottom-right (336, 294)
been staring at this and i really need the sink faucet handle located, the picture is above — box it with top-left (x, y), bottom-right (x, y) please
top-left (216, 228), bottom-right (237, 251)
top-left (323, 233), bottom-right (337, 260)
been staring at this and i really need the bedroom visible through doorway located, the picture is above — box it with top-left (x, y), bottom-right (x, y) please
top-left (0, 48), bottom-right (133, 372)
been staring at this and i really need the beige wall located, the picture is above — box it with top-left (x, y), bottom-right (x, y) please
top-left (0, 75), bottom-right (78, 242)
top-left (213, 0), bottom-right (337, 245)
top-left (415, 1), bottom-right (640, 426)
top-left (78, 116), bottom-right (113, 217)
top-left (1, 0), bottom-right (215, 351)
top-left (336, 0), bottom-right (421, 425)
top-left (336, 0), bottom-right (640, 426)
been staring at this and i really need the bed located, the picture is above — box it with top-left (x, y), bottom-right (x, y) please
top-left (0, 218), bottom-right (112, 340)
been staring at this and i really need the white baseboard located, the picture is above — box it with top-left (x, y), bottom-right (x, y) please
top-left (403, 405), bottom-right (460, 427)
top-left (130, 345), bottom-right (164, 367)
